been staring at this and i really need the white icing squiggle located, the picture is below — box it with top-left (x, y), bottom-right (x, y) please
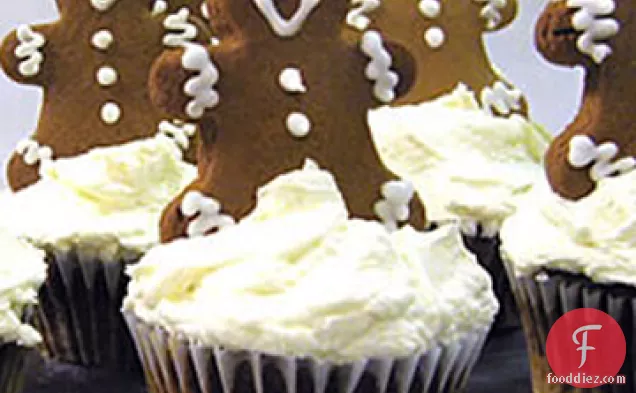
top-left (480, 81), bottom-right (522, 116)
top-left (279, 67), bottom-right (306, 93)
top-left (181, 43), bottom-right (220, 119)
top-left (346, 0), bottom-right (381, 31)
top-left (567, 0), bottom-right (620, 64)
top-left (568, 135), bottom-right (635, 181)
top-left (286, 112), bottom-right (312, 138)
top-left (374, 180), bottom-right (415, 232)
top-left (473, 0), bottom-right (507, 29)
top-left (252, 0), bottom-right (321, 37)
top-left (91, 0), bottom-right (118, 11)
top-left (152, 0), bottom-right (168, 16)
top-left (15, 139), bottom-right (53, 166)
top-left (158, 120), bottom-right (197, 151)
top-left (15, 25), bottom-right (46, 77)
top-left (201, 1), bottom-right (210, 20)
top-left (361, 30), bottom-right (399, 103)
top-left (163, 8), bottom-right (198, 47)
top-left (181, 191), bottom-right (235, 237)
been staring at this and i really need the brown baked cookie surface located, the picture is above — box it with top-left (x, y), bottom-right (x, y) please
top-left (0, 0), bottom-right (212, 191)
top-left (355, 0), bottom-right (526, 116)
top-left (537, 0), bottom-right (635, 200)
top-left (150, 0), bottom-right (428, 242)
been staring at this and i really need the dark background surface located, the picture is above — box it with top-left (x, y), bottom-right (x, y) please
top-left (22, 328), bottom-right (532, 393)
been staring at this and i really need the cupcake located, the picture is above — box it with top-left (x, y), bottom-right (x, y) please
top-left (123, 160), bottom-right (498, 393)
top-left (368, 84), bottom-right (552, 330)
top-left (500, 171), bottom-right (636, 393)
top-left (0, 135), bottom-right (196, 370)
top-left (0, 230), bottom-right (47, 393)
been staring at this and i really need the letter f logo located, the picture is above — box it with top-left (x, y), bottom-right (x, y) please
top-left (573, 325), bottom-right (602, 368)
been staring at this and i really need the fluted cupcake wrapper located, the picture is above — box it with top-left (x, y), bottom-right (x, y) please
top-left (505, 266), bottom-right (636, 393)
top-left (461, 233), bottom-right (519, 331)
top-left (31, 246), bottom-right (141, 371)
top-left (125, 313), bottom-right (489, 393)
top-left (0, 343), bottom-right (30, 393)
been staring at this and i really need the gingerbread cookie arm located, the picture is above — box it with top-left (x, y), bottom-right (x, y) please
top-left (148, 43), bottom-right (219, 121)
top-left (0, 23), bottom-right (55, 87)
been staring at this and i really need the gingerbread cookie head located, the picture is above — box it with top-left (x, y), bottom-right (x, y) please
top-left (149, 0), bottom-right (428, 241)
top-left (537, 0), bottom-right (635, 200)
top-left (351, 0), bottom-right (524, 116)
top-left (0, 0), bottom-right (211, 191)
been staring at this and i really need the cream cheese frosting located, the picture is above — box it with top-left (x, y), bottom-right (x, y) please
top-left (0, 135), bottom-right (196, 257)
top-left (369, 84), bottom-right (552, 235)
top-left (500, 171), bottom-right (636, 286)
top-left (124, 160), bottom-right (498, 362)
top-left (0, 230), bottom-right (47, 346)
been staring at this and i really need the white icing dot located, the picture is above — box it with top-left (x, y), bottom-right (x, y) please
top-left (101, 102), bottom-right (121, 124)
top-left (96, 66), bottom-right (118, 86)
top-left (91, 0), bottom-right (118, 12)
top-left (279, 67), bottom-right (306, 94)
top-left (286, 112), bottom-right (311, 138)
top-left (424, 26), bottom-right (445, 49)
top-left (419, 0), bottom-right (441, 18)
top-left (91, 30), bottom-right (114, 51)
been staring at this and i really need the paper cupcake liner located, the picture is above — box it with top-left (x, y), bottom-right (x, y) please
top-left (461, 233), bottom-right (519, 331)
top-left (125, 313), bottom-right (489, 393)
top-left (507, 268), bottom-right (636, 393)
top-left (0, 344), bottom-right (30, 393)
top-left (30, 247), bottom-right (141, 371)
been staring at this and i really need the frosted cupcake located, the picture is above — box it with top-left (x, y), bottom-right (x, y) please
top-left (0, 230), bottom-right (47, 393)
top-left (124, 160), bottom-right (498, 393)
top-left (368, 84), bottom-right (552, 330)
top-left (0, 135), bottom-right (196, 369)
top-left (500, 171), bottom-right (636, 393)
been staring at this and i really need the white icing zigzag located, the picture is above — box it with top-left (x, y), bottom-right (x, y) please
top-left (480, 81), bottom-right (522, 116)
top-left (567, 0), bottom-right (620, 64)
top-left (15, 139), bottom-right (53, 166)
top-left (473, 0), bottom-right (507, 30)
top-left (15, 25), bottom-right (46, 77)
top-left (374, 180), bottom-right (415, 232)
top-left (181, 191), bottom-right (235, 237)
top-left (346, 0), bottom-right (381, 31)
top-left (252, 0), bottom-right (321, 37)
top-left (158, 120), bottom-right (197, 150)
top-left (569, 135), bottom-right (635, 181)
top-left (181, 43), bottom-right (220, 119)
top-left (163, 8), bottom-right (198, 47)
top-left (360, 30), bottom-right (399, 103)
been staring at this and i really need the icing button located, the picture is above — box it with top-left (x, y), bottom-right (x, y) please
top-left (91, 30), bottom-right (114, 51)
top-left (424, 27), bottom-right (445, 49)
top-left (101, 102), bottom-right (122, 124)
top-left (96, 66), bottom-right (118, 86)
top-left (286, 112), bottom-right (311, 138)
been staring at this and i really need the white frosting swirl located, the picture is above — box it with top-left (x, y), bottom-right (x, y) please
top-left (500, 171), bottom-right (636, 286)
top-left (369, 84), bottom-right (551, 231)
top-left (0, 230), bottom-right (47, 346)
top-left (0, 136), bottom-right (196, 256)
top-left (124, 160), bottom-right (498, 362)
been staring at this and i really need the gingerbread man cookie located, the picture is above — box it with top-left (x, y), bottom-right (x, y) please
top-left (347, 0), bottom-right (526, 116)
top-left (0, 0), bottom-right (212, 191)
top-left (536, 0), bottom-right (635, 200)
top-left (149, 0), bottom-right (427, 242)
